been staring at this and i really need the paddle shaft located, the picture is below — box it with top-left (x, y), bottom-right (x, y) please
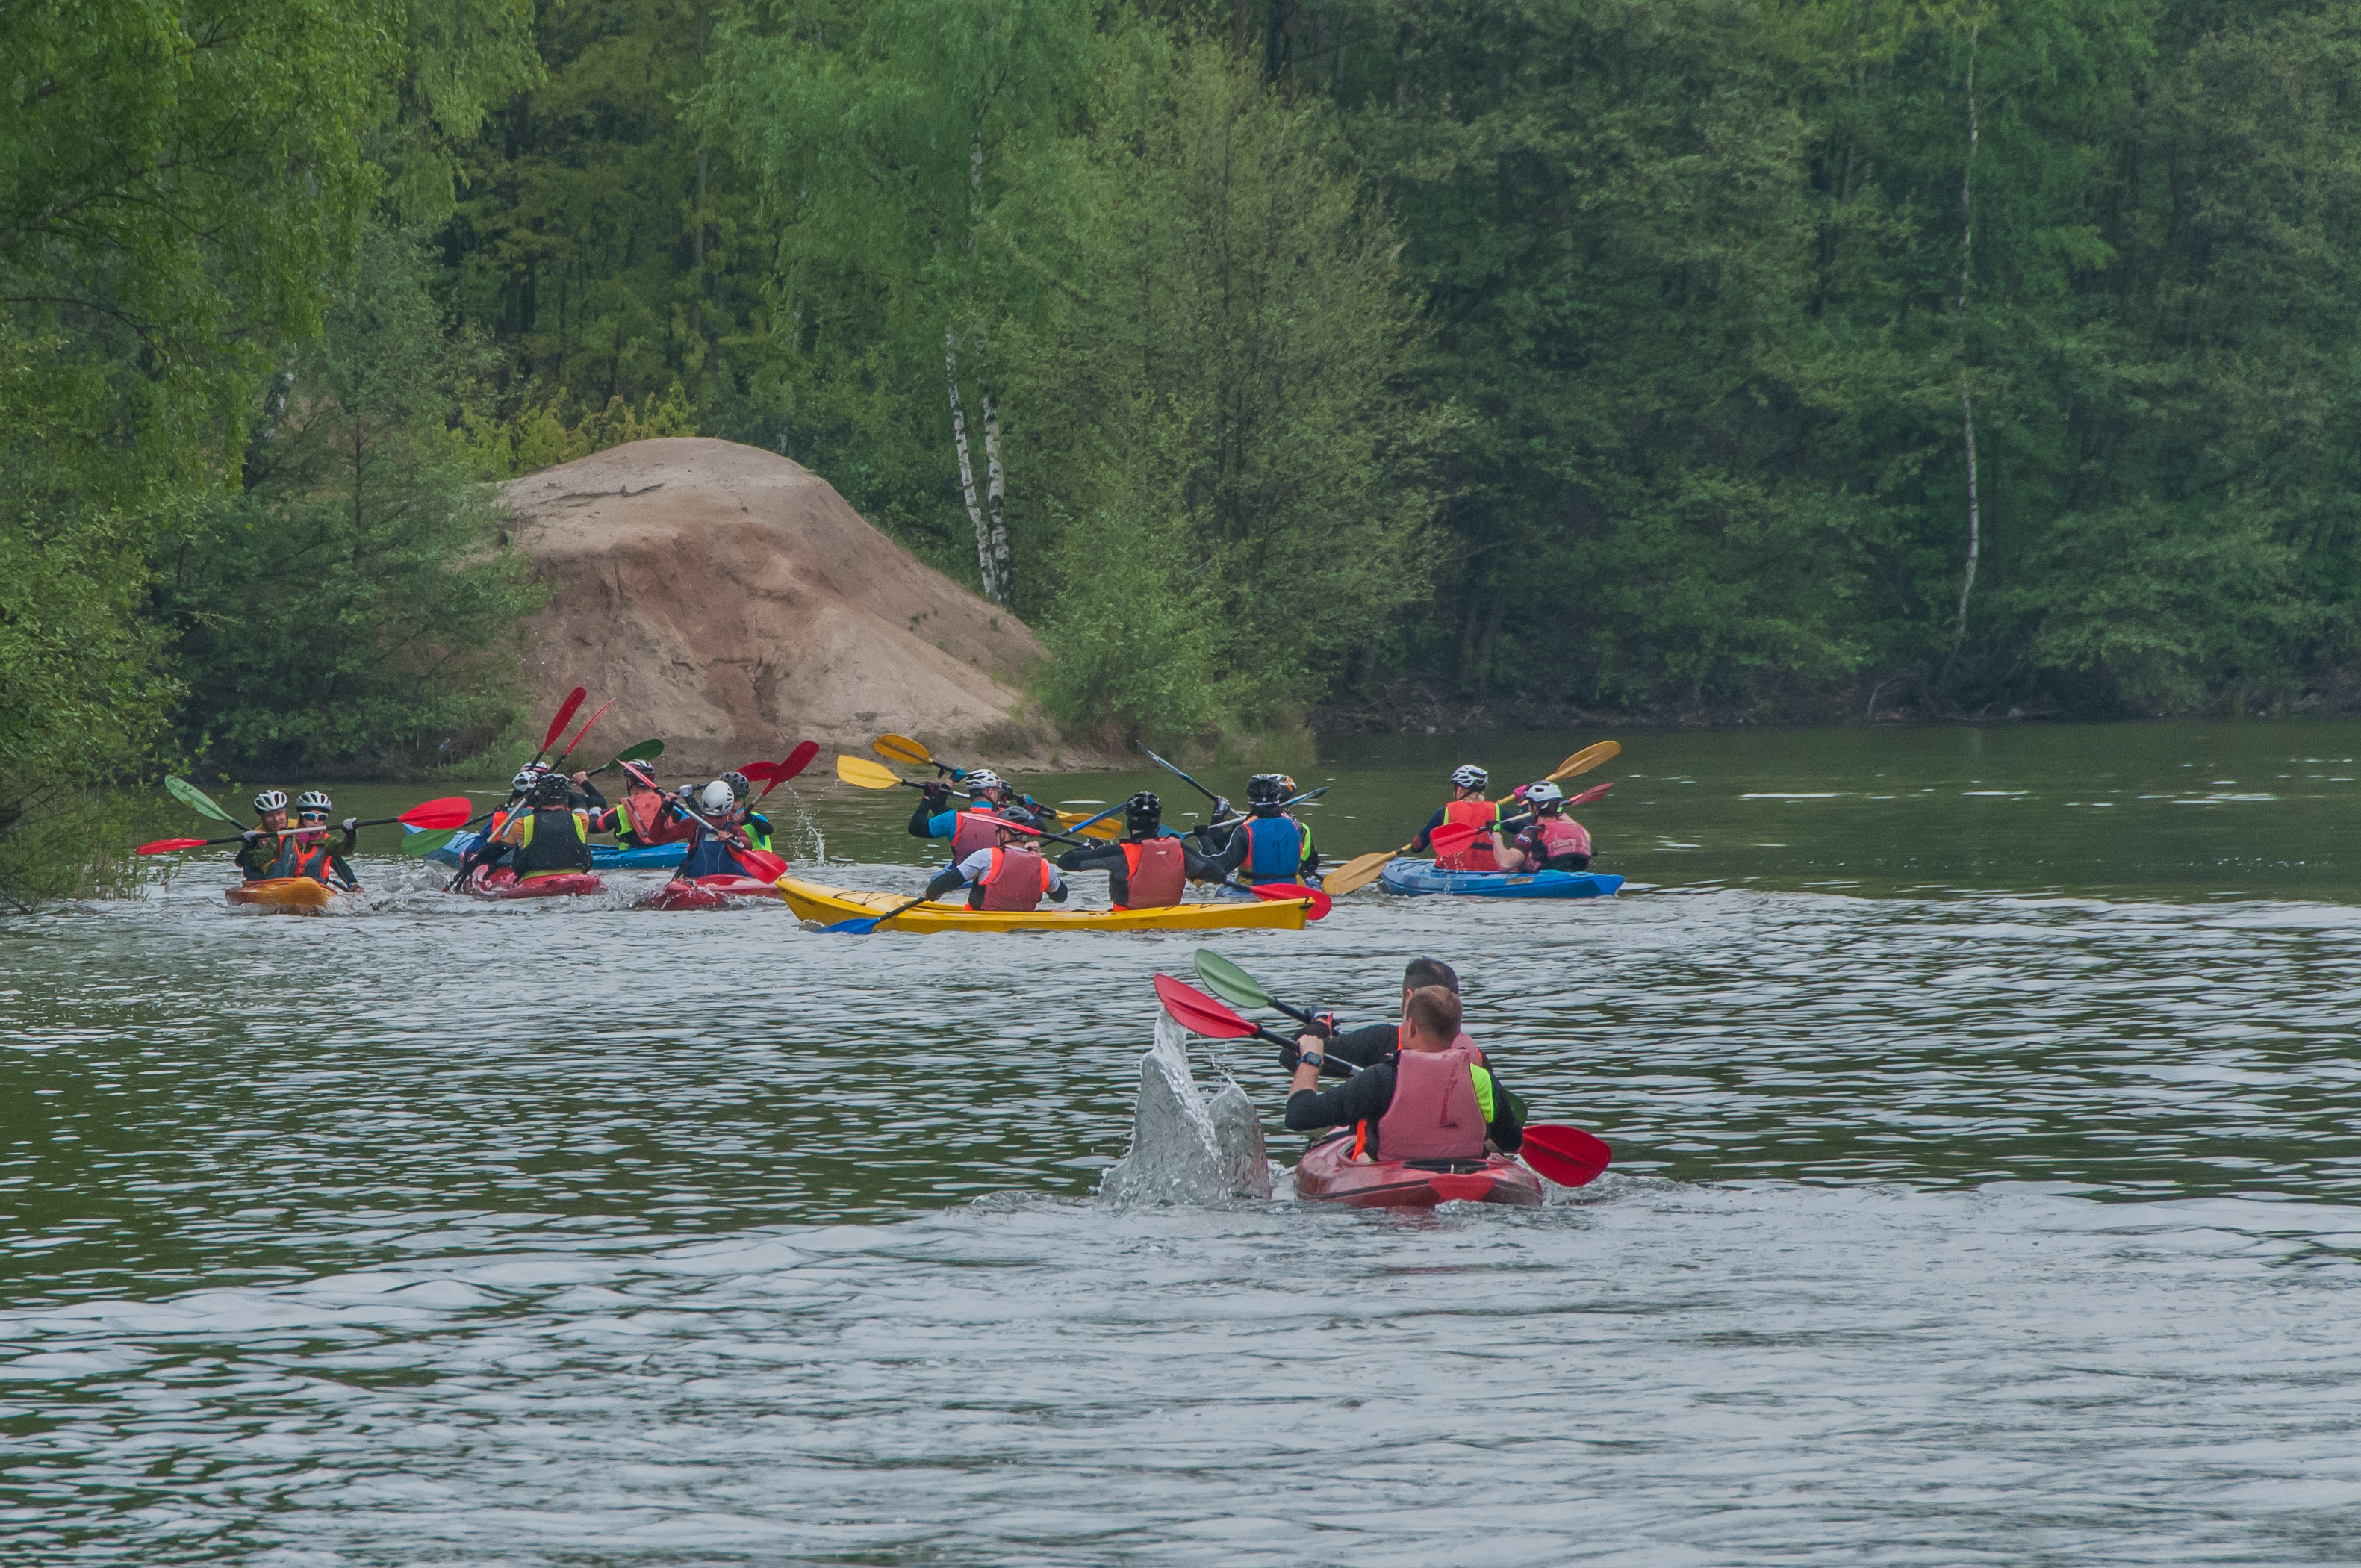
top-left (1134, 741), bottom-right (1225, 809)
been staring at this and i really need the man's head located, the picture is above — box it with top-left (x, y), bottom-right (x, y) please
top-left (253, 789), bottom-right (289, 832)
top-left (532, 771), bottom-right (571, 809)
top-left (1402, 957), bottom-right (1458, 1008)
top-left (1400, 986), bottom-right (1463, 1052)
top-left (965, 768), bottom-right (1010, 806)
top-left (1246, 774), bottom-right (1290, 817)
top-left (1125, 791), bottom-right (1163, 839)
top-left (992, 810), bottom-right (1043, 849)
top-left (620, 760), bottom-right (659, 791)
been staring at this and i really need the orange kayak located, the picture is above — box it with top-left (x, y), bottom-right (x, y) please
top-left (224, 877), bottom-right (341, 912)
top-left (1293, 1131), bottom-right (1543, 1208)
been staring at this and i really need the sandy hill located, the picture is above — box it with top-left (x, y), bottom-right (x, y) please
top-left (501, 438), bottom-right (1058, 776)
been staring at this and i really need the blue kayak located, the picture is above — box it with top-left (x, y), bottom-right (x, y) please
top-left (1378, 858), bottom-right (1623, 900)
top-left (402, 826), bottom-right (687, 871)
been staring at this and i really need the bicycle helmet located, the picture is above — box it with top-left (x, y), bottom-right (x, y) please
top-left (512, 765), bottom-right (546, 793)
top-left (1125, 791), bottom-right (1163, 837)
top-left (964, 768), bottom-right (1007, 798)
top-left (620, 760), bottom-right (659, 790)
top-left (722, 770), bottom-right (752, 803)
top-left (1522, 780), bottom-right (1565, 808)
top-left (531, 772), bottom-right (570, 807)
top-left (252, 789), bottom-right (288, 814)
top-left (1246, 774), bottom-right (1289, 809)
top-left (698, 780), bottom-right (735, 815)
top-left (1450, 764), bottom-right (1488, 791)
top-left (295, 790), bottom-right (333, 815)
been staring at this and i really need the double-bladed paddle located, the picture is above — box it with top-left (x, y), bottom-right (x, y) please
top-left (839, 753), bottom-right (1123, 840)
top-left (1134, 740), bottom-right (1226, 810)
top-left (871, 732), bottom-right (948, 774)
top-left (164, 776), bottom-right (246, 829)
top-left (822, 890), bottom-right (940, 934)
top-left (1153, 974), bottom-right (1613, 1188)
top-left (1547, 740), bottom-right (1621, 783)
top-left (137, 797), bottom-right (473, 856)
top-left (530, 687), bottom-right (588, 767)
top-left (745, 741), bottom-right (821, 801)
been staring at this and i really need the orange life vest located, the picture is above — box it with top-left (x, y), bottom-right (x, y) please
top-left (1117, 837), bottom-right (1186, 909)
top-left (978, 845), bottom-right (1049, 911)
top-left (1437, 797), bottom-right (1499, 871)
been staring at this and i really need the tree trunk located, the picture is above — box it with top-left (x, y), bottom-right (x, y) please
top-left (947, 332), bottom-right (999, 605)
top-left (981, 382), bottom-right (1011, 606)
top-left (1948, 35), bottom-right (1982, 671)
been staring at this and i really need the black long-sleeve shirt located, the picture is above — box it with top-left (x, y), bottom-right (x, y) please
top-left (1056, 835), bottom-right (1223, 903)
top-left (1283, 1051), bottom-right (1525, 1155)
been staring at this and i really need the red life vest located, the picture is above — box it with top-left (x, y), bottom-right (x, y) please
top-left (624, 785), bottom-right (693, 845)
top-left (978, 845), bottom-right (1049, 911)
top-left (1118, 837), bottom-right (1186, 908)
top-left (1437, 798), bottom-right (1499, 871)
top-left (1372, 1045), bottom-right (1489, 1161)
top-left (952, 809), bottom-right (1004, 862)
top-left (1532, 815), bottom-right (1591, 864)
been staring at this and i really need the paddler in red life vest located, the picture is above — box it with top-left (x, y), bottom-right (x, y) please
top-left (236, 789), bottom-right (293, 882)
top-left (496, 771), bottom-right (596, 880)
top-left (1054, 792), bottom-right (1222, 909)
top-left (268, 791), bottom-right (361, 891)
top-left (588, 759), bottom-right (694, 849)
top-left (1214, 774), bottom-right (1319, 886)
top-left (1410, 764), bottom-right (1501, 871)
top-left (918, 809), bottom-right (1071, 912)
top-left (1284, 986), bottom-right (1525, 1159)
top-left (907, 767), bottom-right (1054, 865)
top-left (1488, 780), bottom-right (1593, 872)
top-left (1293, 957), bottom-right (1486, 1078)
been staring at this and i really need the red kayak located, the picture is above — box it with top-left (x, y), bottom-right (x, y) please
top-left (458, 866), bottom-right (604, 900)
top-left (1293, 1131), bottom-right (1544, 1209)
top-left (638, 874), bottom-right (783, 911)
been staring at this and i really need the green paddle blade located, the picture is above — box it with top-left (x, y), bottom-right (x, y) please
top-left (1192, 948), bottom-right (1274, 1012)
top-left (404, 827), bottom-right (461, 858)
top-left (165, 775), bottom-right (243, 827)
top-left (612, 738), bottom-right (663, 764)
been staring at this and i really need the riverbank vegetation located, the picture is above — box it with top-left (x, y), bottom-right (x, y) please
top-left (7, 0), bottom-right (2361, 892)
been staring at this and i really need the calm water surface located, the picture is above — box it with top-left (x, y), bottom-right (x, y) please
top-left (7, 721), bottom-right (2361, 1564)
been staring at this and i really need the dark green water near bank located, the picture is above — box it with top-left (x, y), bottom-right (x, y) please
top-left (7, 720), bottom-right (2361, 1564)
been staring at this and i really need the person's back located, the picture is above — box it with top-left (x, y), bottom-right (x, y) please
top-left (508, 776), bottom-right (594, 880)
top-left (1414, 765), bottom-right (1500, 871)
top-left (1284, 986), bottom-right (1521, 1160)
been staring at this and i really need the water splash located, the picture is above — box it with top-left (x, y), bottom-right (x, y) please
top-left (778, 782), bottom-right (824, 864)
top-left (1100, 1015), bottom-right (1273, 1205)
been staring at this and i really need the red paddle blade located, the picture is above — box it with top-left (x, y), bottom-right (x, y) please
top-left (540, 687), bottom-right (588, 752)
top-left (738, 847), bottom-right (788, 883)
top-left (136, 837), bottom-right (211, 856)
top-left (397, 796), bottom-right (475, 830)
top-left (558, 697), bottom-right (616, 760)
top-left (1251, 882), bottom-right (1332, 920)
top-left (739, 762), bottom-right (780, 783)
top-left (1428, 821), bottom-right (1487, 859)
top-left (1565, 781), bottom-right (1614, 807)
top-left (1153, 972), bottom-right (1260, 1039)
top-left (759, 741), bottom-right (820, 800)
top-left (1520, 1124), bottom-right (1611, 1187)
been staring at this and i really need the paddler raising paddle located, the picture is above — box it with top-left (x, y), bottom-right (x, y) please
top-left (919, 809), bottom-right (1070, 912)
top-left (907, 768), bottom-right (1056, 866)
top-left (1287, 986), bottom-right (1525, 1160)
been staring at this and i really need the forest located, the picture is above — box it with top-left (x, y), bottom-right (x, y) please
top-left (7, 0), bottom-right (2361, 889)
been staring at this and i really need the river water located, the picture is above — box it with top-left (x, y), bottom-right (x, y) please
top-left (7, 721), bottom-right (2361, 1564)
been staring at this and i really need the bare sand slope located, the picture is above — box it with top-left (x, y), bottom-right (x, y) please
top-left (503, 438), bottom-right (1057, 774)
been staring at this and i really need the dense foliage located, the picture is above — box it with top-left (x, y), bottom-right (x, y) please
top-left (9, 0), bottom-right (2361, 897)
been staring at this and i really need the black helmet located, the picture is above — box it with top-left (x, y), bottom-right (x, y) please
top-left (532, 771), bottom-right (570, 807)
top-left (1125, 791), bottom-right (1163, 837)
top-left (1246, 774), bottom-right (1289, 809)
top-left (722, 770), bottom-right (752, 803)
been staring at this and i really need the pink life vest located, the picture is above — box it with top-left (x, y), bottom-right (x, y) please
top-left (624, 785), bottom-right (694, 845)
top-left (1531, 815), bottom-right (1592, 863)
top-left (1117, 837), bottom-right (1186, 908)
top-left (1436, 797), bottom-right (1499, 871)
top-left (952, 809), bottom-right (1004, 862)
top-left (1372, 1045), bottom-right (1489, 1161)
top-left (978, 845), bottom-right (1049, 911)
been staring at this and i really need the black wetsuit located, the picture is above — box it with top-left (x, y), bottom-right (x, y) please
top-left (1284, 1053), bottom-right (1525, 1153)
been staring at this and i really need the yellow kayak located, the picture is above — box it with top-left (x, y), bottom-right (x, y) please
top-left (776, 877), bottom-right (1309, 933)
top-left (224, 877), bottom-right (341, 912)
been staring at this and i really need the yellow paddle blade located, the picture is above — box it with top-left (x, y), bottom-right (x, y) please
top-left (872, 733), bottom-right (932, 768)
top-left (1324, 847), bottom-right (1405, 896)
top-left (836, 753), bottom-right (905, 790)
top-left (1058, 810), bottom-right (1124, 841)
top-left (1547, 739), bottom-right (1622, 783)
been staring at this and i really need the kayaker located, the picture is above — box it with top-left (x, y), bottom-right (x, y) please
top-left (722, 770), bottom-right (777, 853)
top-left (595, 760), bottom-right (694, 849)
top-left (1054, 792), bottom-right (1220, 909)
top-left (1216, 774), bottom-right (1318, 886)
top-left (920, 810), bottom-right (1070, 912)
top-left (1489, 781), bottom-right (1593, 872)
top-left (676, 780), bottom-right (765, 879)
top-left (236, 790), bottom-right (292, 881)
top-left (497, 771), bottom-right (595, 880)
top-left (1411, 765), bottom-right (1500, 871)
top-left (907, 768), bottom-right (1054, 865)
top-left (270, 791), bottom-right (361, 891)
top-left (1300, 958), bottom-right (1484, 1074)
top-left (1286, 986), bottom-right (1525, 1157)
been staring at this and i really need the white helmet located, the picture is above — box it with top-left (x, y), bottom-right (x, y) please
top-left (1451, 764), bottom-right (1488, 791)
top-left (252, 789), bottom-right (288, 813)
top-left (699, 780), bottom-right (735, 815)
top-left (964, 768), bottom-right (1006, 797)
top-left (1522, 781), bottom-right (1564, 807)
top-left (295, 790), bottom-right (333, 814)
top-left (512, 765), bottom-right (547, 793)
